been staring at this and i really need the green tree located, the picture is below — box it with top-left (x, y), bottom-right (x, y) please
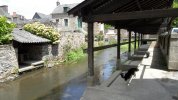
top-left (172, 0), bottom-right (178, 27)
top-left (0, 16), bottom-right (16, 44)
top-left (104, 24), bottom-right (112, 30)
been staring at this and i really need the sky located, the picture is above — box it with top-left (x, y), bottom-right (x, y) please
top-left (0, 0), bottom-right (84, 19)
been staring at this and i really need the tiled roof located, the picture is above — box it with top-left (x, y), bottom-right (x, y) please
top-left (33, 12), bottom-right (52, 19)
top-left (52, 3), bottom-right (78, 14)
top-left (0, 8), bottom-right (11, 18)
top-left (12, 28), bottom-right (51, 43)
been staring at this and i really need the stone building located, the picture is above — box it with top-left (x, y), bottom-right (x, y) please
top-left (12, 12), bottom-right (29, 28)
top-left (51, 1), bottom-right (104, 34)
top-left (12, 28), bottom-right (51, 72)
top-left (32, 12), bottom-right (53, 26)
top-left (159, 28), bottom-right (178, 70)
top-left (0, 5), bottom-right (12, 20)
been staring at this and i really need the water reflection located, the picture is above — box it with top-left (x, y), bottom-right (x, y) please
top-left (0, 47), bottom-right (120, 100)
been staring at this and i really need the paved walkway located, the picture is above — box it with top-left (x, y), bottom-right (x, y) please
top-left (81, 42), bottom-right (178, 100)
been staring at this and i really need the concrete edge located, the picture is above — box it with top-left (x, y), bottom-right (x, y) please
top-left (100, 71), bottom-right (121, 87)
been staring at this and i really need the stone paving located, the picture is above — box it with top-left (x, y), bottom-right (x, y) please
top-left (81, 42), bottom-right (178, 100)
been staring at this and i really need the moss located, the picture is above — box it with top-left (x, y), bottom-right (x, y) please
top-left (11, 66), bottom-right (19, 74)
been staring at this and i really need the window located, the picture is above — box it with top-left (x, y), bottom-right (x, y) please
top-left (64, 19), bottom-right (68, 27)
top-left (63, 7), bottom-right (69, 13)
top-left (56, 19), bottom-right (59, 23)
top-left (78, 17), bottom-right (82, 28)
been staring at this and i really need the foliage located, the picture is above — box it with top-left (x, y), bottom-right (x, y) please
top-left (172, 0), bottom-right (178, 27)
top-left (104, 24), bottom-right (112, 30)
top-left (0, 16), bottom-right (16, 44)
top-left (108, 38), bottom-right (117, 45)
top-left (23, 22), bottom-right (60, 43)
top-left (95, 32), bottom-right (104, 41)
top-left (98, 41), bottom-right (105, 46)
top-left (65, 48), bottom-right (85, 62)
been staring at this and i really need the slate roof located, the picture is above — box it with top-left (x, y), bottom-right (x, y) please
top-left (12, 28), bottom-right (51, 43)
top-left (33, 12), bottom-right (52, 19)
top-left (52, 3), bottom-right (78, 14)
top-left (0, 8), bottom-right (11, 18)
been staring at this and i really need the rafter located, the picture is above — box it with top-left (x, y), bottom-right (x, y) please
top-left (84, 8), bottom-right (178, 22)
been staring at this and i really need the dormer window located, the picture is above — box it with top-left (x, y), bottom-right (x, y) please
top-left (63, 7), bottom-right (69, 13)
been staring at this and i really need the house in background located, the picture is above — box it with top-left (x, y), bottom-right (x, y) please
top-left (32, 12), bottom-right (53, 26)
top-left (12, 12), bottom-right (29, 28)
top-left (51, 1), bottom-right (104, 34)
top-left (0, 5), bottom-right (12, 20)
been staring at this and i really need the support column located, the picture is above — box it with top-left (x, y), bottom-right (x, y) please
top-left (117, 29), bottom-right (121, 60)
top-left (116, 28), bottom-right (121, 70)
top-left (134, 32), bottom-right (137, 50)
top-left (88, 22), bottom-right (94, 76)
top-left (141, 33), bottom-right (143, 45)
top-left (128, 31), bottom-right (131, 53)
top-left (138, 33), bottom-right (140, 47)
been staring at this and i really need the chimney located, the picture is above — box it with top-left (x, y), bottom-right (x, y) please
top-left (0, 5), bottom-right (8, 13)
top-left (56, 1), bottom-right (60, 6)
top-left (13, 12), bottom-right (17, 17)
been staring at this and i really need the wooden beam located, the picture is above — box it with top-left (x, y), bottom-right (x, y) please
top-left (117, 29), bottom-right (121, 59)
top-left (83, 41), bottom-right (136, 53)
top-left (88, 22), bottom-right (94, 76)
top-left (128, 31), bottom-right (131, 52)
top-left (85, 8), bottom-right (178, 22)
top-left (93, 0), bottom-right (131, 14)
top-left (68, 0), bottom-right (95, 15)
top-left (134, 32), bottom-right (137, 50)
top-left (136, 0), bottom-right (142, 10)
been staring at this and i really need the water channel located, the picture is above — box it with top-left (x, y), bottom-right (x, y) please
top-left (0, 47), bottom-right (127, 100)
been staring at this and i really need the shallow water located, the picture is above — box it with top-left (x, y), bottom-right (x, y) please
top-left (0, 47), bottom-right (123, 100)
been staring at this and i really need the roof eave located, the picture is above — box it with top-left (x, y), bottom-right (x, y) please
top-left (68, 0), bottom-right (94, 15)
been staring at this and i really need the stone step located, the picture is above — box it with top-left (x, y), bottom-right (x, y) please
top-left (81, 87), bottom-right (134, 100)
top-left (128, 55), bottom-right (145, 60)
top-left (120, 60), bottom-right (141, 71)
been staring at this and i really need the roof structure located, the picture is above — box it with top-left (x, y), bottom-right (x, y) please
top-left (68, 0), bottom-right (177, 34)
top-left (12, 28), bottom-right (50, 43)
top-left (52, 3), bottom-right (78, 14)
top-left (0, 8), bottom-right (11, 18)
top-left (32, 12), bottom-right (51, 19)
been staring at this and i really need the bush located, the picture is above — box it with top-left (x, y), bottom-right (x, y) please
top-left (0, 16), bottom-right (16, 44)
top-left (23, 22), bottom-right (60, 43)
top-left (95, 32), bottom-right (104, 41)
top-left (108, 39), bottom-right (117, 44)
top-left (65, 48), bottom-right (85, 62)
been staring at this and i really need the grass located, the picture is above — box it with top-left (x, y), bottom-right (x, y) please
top-left (121, 41), bottom-right (138, 53)
top-left (64, 48), bottom-right (86, 63)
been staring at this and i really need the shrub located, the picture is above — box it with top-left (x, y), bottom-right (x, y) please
top-left (0, 16), bottom-right (16, 44)
top-left (95, 32), bottom-right (104, 41)
top-left (65, 48), bottom-right (85, 62)
top-left (23, 22), bottom-right (60, 43)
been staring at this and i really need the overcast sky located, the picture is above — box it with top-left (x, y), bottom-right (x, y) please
top-left (0, 0), bottom-right (84, 19)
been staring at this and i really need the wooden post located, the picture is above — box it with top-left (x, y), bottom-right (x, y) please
top-left (116, 28), bottom-right (121, 70)
top-left (134, 32), bottom-right (137, 50)
top-left (128, 31), bottom-right (131, 53)
top-left (117, 29), bottom-right (121, 60)
top-left (88, 22), bottom-right (94, 76)
top-left (138, 33), bottom-right (140, 47)
top-left (141, 33), bottom-right (143, 45)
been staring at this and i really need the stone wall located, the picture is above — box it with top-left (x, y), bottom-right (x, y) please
top-left (159, 32), bottom-right (178, 70)
top-left (0, 45), bottom-right (18, 81)
top-left (167, 33), bottom-right (178, 70)
top-left (42, 32), bottom-right (85, 66)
